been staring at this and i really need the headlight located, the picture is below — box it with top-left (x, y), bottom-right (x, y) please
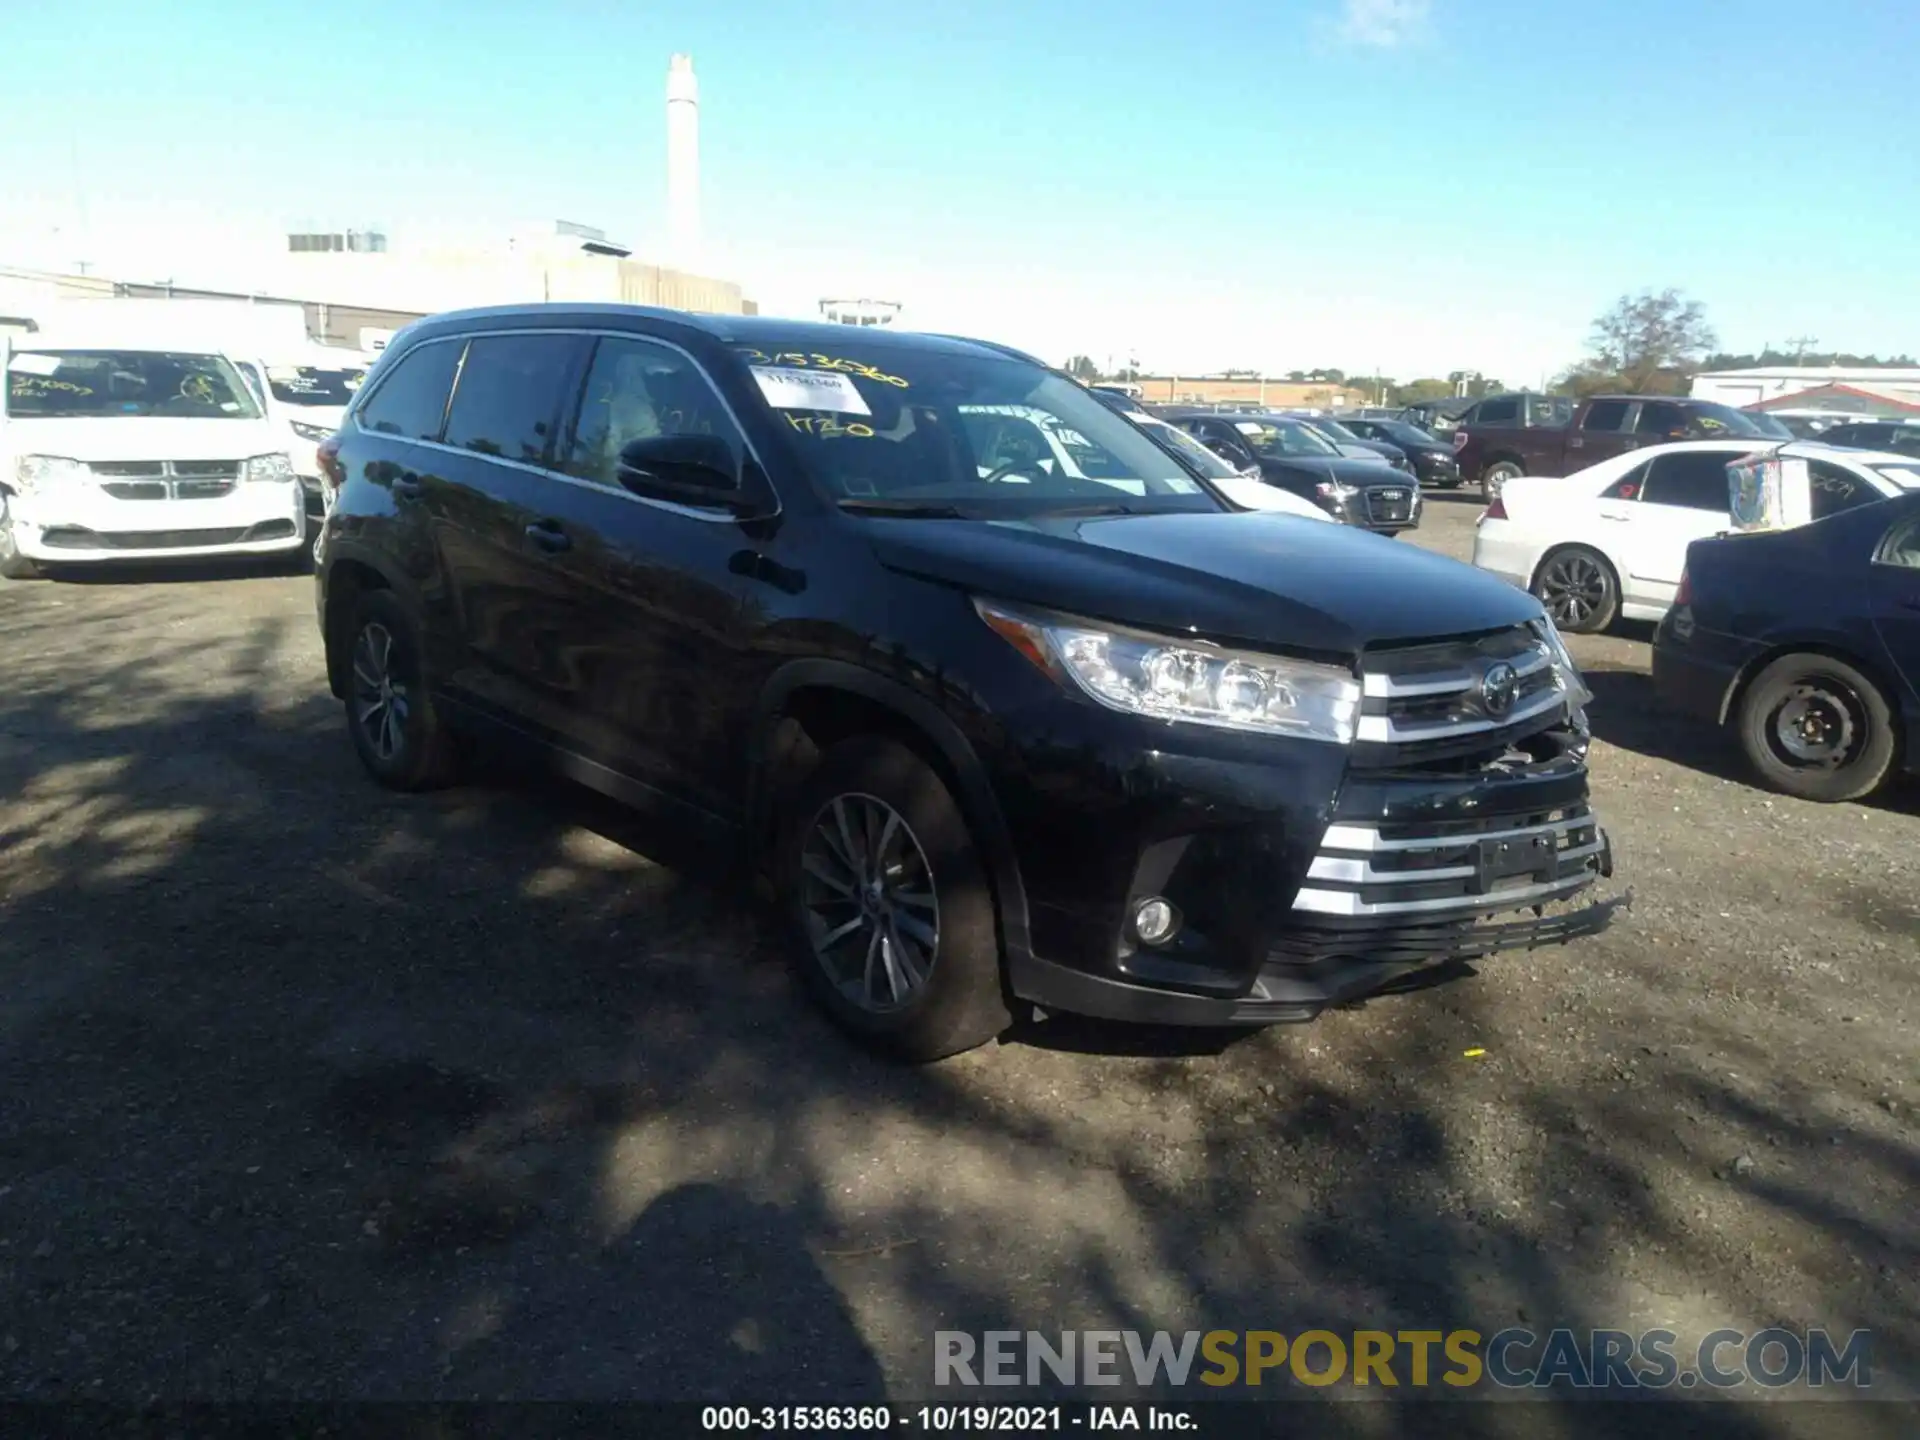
top-left (975, 599), bottom-right (1362, 745)
top-left (1532, 615), bottom-right (1593, 710)
top-left (290, 421), bottom-right (333, 442)
top-left (1314, 481), bottom-right (1360, 499)
top-left (14, 455), bottom-right (87, 494)
top-left (243, 453), bottom-right (296, 483)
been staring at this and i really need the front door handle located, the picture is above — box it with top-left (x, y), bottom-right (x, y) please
top-left (524, 520), bottom-right (571, 553)
top-left (391, 472), bottom-right (422, 499)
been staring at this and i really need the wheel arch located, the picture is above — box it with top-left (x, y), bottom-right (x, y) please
top-left (320, 547), bottom-right (411, 699)
top-left (1528, 540), bottom-right (1625, 619)
top-left (746, 660), bottom-right (1034, 971)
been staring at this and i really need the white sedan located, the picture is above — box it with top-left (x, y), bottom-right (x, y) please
top-left (1472, 440), bottom-right (1920, 632)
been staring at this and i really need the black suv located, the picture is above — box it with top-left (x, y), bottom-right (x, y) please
top-left (1157, 409), bottom-right (1423, 533)
top-left (316, 304), bottom-right (1621, 1059)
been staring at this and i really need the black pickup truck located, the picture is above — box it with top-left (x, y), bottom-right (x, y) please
top-left (1454, 393), bottom-right (1773, 499)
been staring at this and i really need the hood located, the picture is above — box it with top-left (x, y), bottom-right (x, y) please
top-left (866, 509), bottom-right (1543, 657)
top-left (1260, 453), bottom-right (1408, 486)
top-left (276, 404), bottom-right (348, 431)
top-left (1209, 475), bottom-right (1335, 521)
top-left (0, 415), bottom-right (282, 463)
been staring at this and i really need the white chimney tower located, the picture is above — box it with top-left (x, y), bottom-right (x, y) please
top-left (666, 53), bottom-right (701, 271)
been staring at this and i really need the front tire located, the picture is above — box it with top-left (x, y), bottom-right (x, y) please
top-left (343, 589), bottom-right (458, 791)
top-left (1737, 654), bottom-right (1896, 803)
top-left (778, 737), bottom-right (1010, 1061)
top-left (1532, 546), bottom-right (1619, 633)
top-left (1482, 460), bottom-right (1523, 501)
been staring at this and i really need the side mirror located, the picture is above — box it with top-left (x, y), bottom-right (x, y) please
top-left (616, 433), bottom-right (744, 508)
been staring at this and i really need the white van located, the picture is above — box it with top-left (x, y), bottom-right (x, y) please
top-left (228, 347), bottom-right (373, 498)
top-left (1, 333), bottom-right (305, 578)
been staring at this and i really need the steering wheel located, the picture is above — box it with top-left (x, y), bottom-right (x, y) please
top-left (983, 460), bottom-right (1052, 485)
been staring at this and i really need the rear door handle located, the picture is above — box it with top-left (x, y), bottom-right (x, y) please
top-left (391, 472), bottom-right (422, 499)
top-left (524, 520), bottom-right (572, 553)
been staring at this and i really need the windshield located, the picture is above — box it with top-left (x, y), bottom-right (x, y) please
top-left (1136, 416), bottom-right (1239, 480)
top-left (1737, 411), bottom-right (1794, 440)
top-left (738, 346), bottom-right (1218, 516)
top-left (1312, 418), bottom-right (1362, 442)
top-left (1233, 417), bottom-right (1341, 459)
top-left (1687, 402), bottom-right (1769, 438)
top-left (5, 349), bottom-right (262, 420)
top-left (265, 364), bottom-right (366, 408)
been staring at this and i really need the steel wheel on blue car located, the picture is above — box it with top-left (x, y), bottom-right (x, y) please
top-left (1738, 654), bottom-right (1896, 804)
top-left (1533, 546), bottom-right (1618, 633)
top-left (344, 590), bottom-right (457, 791)
top-left (780, 737), bottom-right (1009, 1061)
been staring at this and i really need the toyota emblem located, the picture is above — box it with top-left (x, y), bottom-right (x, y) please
top-left (1480, 661), bottom-right (1519, 717)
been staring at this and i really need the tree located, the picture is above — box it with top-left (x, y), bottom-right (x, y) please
top-left (1395, 378), bottom-right (1455, 404)
top-left (1064, 355), bottom-right (1101, 381)
top-left (1575, 288), bottom-right (1716, 394)
top-left (1222, 368), bottom-right (1259, 379)
top-left (1699, 347), bottom-right (1917, 371)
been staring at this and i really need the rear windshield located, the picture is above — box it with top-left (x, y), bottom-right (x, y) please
top-left (735, 345), bottom-right (1219, 516)
top-left (5, 349), bottom-right (262, 419)
top-left (265, 364), bottom-right (366, 407)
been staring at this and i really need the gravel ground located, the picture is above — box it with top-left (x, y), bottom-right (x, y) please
top-left (0, 497), bottom-right (1914, 1433)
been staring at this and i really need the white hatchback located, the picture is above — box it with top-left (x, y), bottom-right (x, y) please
top-left (2, 341), bottom-right (305, 579)
top-left (1472, 440), bottom-right (1920, 631)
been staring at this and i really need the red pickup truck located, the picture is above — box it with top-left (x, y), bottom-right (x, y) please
top-left (1454, 393), bottom-right (1779, 499)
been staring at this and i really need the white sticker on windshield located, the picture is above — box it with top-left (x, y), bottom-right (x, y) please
top-left (7, 353), bottom-right (61, 376)
top-left (1234, 421), bottom-right (1264, 435)
top-left (751, 366), bottom-right (871, 417)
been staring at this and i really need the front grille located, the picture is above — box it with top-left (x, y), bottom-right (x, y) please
top-left (1292, 803), bottom-right (1603, 919)
top-left (39, 520), bottom-right (295, 552)
top-left (87, 460), bottom-right (240, 500)
top-left (1363, 486), bottom-right (1414, 523)
top-left (1355, 625), bottom-right (1567, 763)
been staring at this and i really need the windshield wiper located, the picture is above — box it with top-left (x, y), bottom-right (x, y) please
top-left (836, 498), bottom-right (974, 518)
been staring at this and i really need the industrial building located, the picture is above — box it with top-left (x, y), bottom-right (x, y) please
top-left (0, 56), bottom-right (752, 352)
top-left (1690, 365), bottom-right (1920, 417)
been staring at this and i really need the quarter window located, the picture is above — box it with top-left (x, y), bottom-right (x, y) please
top-left (443, 333), bottom-right (585, 464)
top-left (357, 340), bottom-right (462, 442)
top-left (562, 336), bottom-right (742, 489)
top-left (1807, 460), bottom-right (1877, 521)
top-left (1875, 513), bottom-right (1920, 568)
top-left (1639, 451), bottom-right (1732, 512)
top-left (1600, 461), bottom-right (1650, 501)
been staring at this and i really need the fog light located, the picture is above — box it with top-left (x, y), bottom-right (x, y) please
top-left (1133, 897), bottom-right (1180, 946)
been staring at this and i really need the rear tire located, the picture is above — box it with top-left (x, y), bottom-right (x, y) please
top-left (1532, 546), bottom-right (1619, 633)
top-left (777, 737), bottom-right (1011, 1061)
top-left (343, 589), bottom-right (458, 791)
top-left (1737, 654), bottom-right (1896, 803)
top-left (1482, 460), bottom-right (1524, 501)
top-left (0, 495), bottom-right (42, 580)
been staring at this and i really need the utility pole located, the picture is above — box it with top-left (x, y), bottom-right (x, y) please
top-left (1786, 335), bottom-right (1818, 362)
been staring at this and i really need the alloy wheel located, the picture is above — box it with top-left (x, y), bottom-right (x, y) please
top-left (350, 622), bottom-right (411, 763)
top-left (798, 794), bottom-right (940, 1013)
top-left (1538, 553), bottom-right (1608, 628)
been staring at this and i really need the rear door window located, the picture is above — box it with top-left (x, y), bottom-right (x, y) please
top-left (1526, 395), bottom-right (1574, 428)
top-left (1600, 460), bottom-right (1651, 501)
top-left (357, 340), bottom-right (463, 441)
top-left (1634, 402), bottom-right (1688, 439)
top-left (443, 333), bottom-right (587, 465)
top-left (1582, 399), bottom-right (1630, 432)
top-left (1639, 451), bottom-right (1732, 511)
top-left (1474, 397), bottom-right (1520, 425)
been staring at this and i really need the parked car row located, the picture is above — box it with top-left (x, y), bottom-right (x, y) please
top-left (1466, 430), bottom-right (1920, 804)
top-left (314, 305), bottom-right (1617, 1059)
top-left (1, 309), bottom-right (373, 577)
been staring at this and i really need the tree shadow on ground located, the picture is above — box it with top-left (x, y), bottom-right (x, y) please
top-left (0, 585), bottom-right (1911, 1438)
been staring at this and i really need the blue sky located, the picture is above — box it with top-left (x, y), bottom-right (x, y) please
top-left (2, 0), bottom-right (1915, 382)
